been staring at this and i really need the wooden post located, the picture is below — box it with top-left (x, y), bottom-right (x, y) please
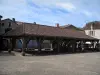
top-left (0, 37), bottom-right (2, 52)
top-left (93, 41), bottom-right (96, 49)
top-left (65, 40), bottom-right (71, 52)
top-left (97, 40), bottom-right (100, 51)
top-left (56, 38), bottom-right (61, 53)
top-left (21, 38), bottom-right (27, 56)
top-left (8, 38), bottom-right (16, 53)
top-left (83, 41), bottom-right (86, 51)
top-left (50, 40), bottom-right (53, 51)
top-left (57, 41), bottom-right (60, 53)
top-left (80, 40), bottom-right (85, 52)
top-left (25, 38), bottom-right (30, 51)
top-left (37, 38), bottom-right (42, 53)
top-left (72, 40), bottom-right (76, 53)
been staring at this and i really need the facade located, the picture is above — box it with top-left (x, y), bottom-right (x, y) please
top-left (0, 18), bottom-right (18, 51)
top-left (0, 18), bottom-right (18, 35)
top-left (83, 21), bottom-right (100, 40)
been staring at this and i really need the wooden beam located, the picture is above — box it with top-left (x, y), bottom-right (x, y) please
top-left (8, 38), bottom-right (16, 53)
top-left (57, 41), bottom-right (60, 53)
top-left (37, 38), bottom-right (42, 53)
top-left (21, 38), bottom-right (27, 56)
top-left (56, 38), bottom-right (63, 53)
top-left (71, 40), bottom-right (76, 53)
top-left (96, 41), bottom-right (100, 51)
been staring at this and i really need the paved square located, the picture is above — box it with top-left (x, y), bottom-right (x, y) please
top-left (0, 52), bottom-right (100, 75)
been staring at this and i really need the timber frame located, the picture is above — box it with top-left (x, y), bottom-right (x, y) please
top-left (2, 24), bottom-right (100, 56)
top-left (3, 35), bottom-right (99, 56)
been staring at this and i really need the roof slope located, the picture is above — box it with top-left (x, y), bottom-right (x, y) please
top-left (60, 24), bottom-right (83, 31)
top-left (83, 21), bottom-right (100, 30)
top-left (4, 23), bottom-right (98, 40)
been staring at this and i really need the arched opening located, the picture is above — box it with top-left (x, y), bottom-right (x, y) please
top-left (27, 40), bottom-right (38, 51)
top-left (15, 39), bottom-right (22, 49)
top-left (41, 40), bottom-right (53, 51)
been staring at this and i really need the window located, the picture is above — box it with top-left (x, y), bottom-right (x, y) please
top-left (5, 28), bottom-right (12, 33)
top-left (2, 23), bottom-right (4, 26)
top-left (8, 22), bottom-right (11, 27)
top-left (89, 30), bottom-right (95, 36)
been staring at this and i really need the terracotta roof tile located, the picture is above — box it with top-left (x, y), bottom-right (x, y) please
top-left (83, 21), bottom-right (100, 30)
top-left (3, 23), bottom-right (98, 40)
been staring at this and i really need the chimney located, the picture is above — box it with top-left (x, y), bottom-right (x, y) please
top-left (56, 23), bottom-right (59, 27)
top-left (12, 18), bottom-right (15, 22)
top-left (91, 24), bottom-right (93, 30)
top-left (33, 22), bottom-right (36, 25)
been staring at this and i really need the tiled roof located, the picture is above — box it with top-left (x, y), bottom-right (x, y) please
top-left (83, 21), bottom-right (100, 30)
top-left (3, 23), bottom-right (98, 40)
top-left (60, 24), bottom-right (83, 31)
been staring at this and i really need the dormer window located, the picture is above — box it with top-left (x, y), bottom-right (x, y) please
top-left (88, 24), bottom-right (95, 36)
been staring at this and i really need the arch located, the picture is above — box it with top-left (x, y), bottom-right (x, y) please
top-left (27, 40), bottom-right (38, 48)
top-left (15, 39), bottom-right (22, 49)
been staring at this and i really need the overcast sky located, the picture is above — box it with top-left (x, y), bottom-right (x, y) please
top-left (0, 0), bottom-right (100, 27)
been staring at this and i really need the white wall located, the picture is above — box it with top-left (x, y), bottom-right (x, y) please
top-left (85, 29), bottom-right (100, 39)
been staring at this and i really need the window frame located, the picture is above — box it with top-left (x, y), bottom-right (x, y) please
top-left (89, 30), bottom-right (95, 36)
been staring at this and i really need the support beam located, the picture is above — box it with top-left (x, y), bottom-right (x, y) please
top-left (96, 41), bottom-right (100, 51)
top-left (8, 38), bottom-right (16, 53)
top-left (21, 38), bottom-right (27, 56)
top-left (25, 38), bottom-right (31, 51)
top-left (72, 40), bottom-right (76, 53)
top-left (57, 41), bottom-right (60, 53)
top-left (56, 38), bottom-right (62, 53)
top-left (37, 38), bottom-right (42, 53)
top-left (50, 40), bottom-right (53, 50)
top-left (64, 40), bottom-right (71, 52)
top-left (80, 40), bottom-right (85, 52)
top-left (92, 41), bottom-right (96, 49)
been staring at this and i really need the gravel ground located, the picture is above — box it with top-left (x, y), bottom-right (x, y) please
top-left (0, 51), bottom-right (100, 75)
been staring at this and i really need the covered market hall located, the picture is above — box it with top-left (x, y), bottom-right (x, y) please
top-left (2, 23), bottom-right (100, 56)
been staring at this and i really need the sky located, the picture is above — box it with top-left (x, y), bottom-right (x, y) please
top-left (0, 0), bottom-right (100, 27)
